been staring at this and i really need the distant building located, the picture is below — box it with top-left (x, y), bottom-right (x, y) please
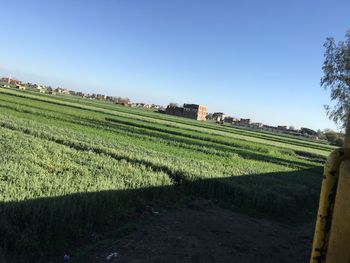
top-left (151, 104), bottom-right (161, 110)
top-left (212, 112), bottom-right (225, 122)
top-left (131, 102), bottom-right (151, 108)
top-left (251, 122), bottom-right (264, 128)
top-left (166, 103), bottom-right (207, 121)
top-left (183, 104), bottom-right (207, 121)
top-left (115, 98), bottom-right (131, 106)
top-left (277, 125), bottom-right (288, 130)
top-left (16, 84), bottom-right (26, 91)
top-left (26, 82), bottom-right (36, 89)
top-left (158, 106), bottom-right (166, 113)
top-left (76, 92), bottom-right (89, 98)
top-left (224, 116), bottom-right (233, 123)
top-left (134, 103), bottom-right (146, 107)
top-left (55, 88), bottom-right (70, 94)
top-left (36, 85), bottom-right (46, 93)
top-left (262, 125), bottom-right (276, 131)
top-left (0, 77), bottom-right (8, 83)
top-left (166, 105), bottom-right (184, 117)
top-left (239, 118), bottom-right (252, 126)
top-left (46, 87), bottom-right (56, 94)
top-left (1, 77), bottom-right (22, 85)
top-left (224, 116), bottom-right (240, 124)
top-left (95, 94), bottom-right (107, 100)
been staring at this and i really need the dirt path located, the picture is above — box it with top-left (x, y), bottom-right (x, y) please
top-left (84, 200), bottom-right (314, 263)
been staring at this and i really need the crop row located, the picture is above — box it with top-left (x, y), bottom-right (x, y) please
top-left (0, 88), bottom-right (333, 155)
top-left (0, 96), bottom-right (321, 170)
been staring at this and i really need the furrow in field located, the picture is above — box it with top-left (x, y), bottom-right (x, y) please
top-left (0, 122), bottom-right (185, 185)
top-left (0, 88), bottom-right (333, 156)
top-left (0, 101), bottom-right (320, 170)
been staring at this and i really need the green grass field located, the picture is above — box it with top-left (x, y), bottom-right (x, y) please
top-left (0, 87), bottom-right (331, 262)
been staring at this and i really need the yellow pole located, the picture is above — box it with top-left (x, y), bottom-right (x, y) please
top-left (324, 115), bottom-right (350, 263)
top-left (310, 113), bottom-right (350, 263)
top-left (345, 114), bottom-right (350, 149)
top-left (325, 159), bottom-right (350, 262)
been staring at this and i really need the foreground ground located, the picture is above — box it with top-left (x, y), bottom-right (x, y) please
top-left (76, 200), bottom-right (313, 263)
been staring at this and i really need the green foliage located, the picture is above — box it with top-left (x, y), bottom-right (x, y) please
top-left (322, 30), bottom-right (350, 129)
top-left (168, 102), bottom-right (178, 107)
top-left (325, 130), bottom-right (345, 146)
top-left (0, 87), bottom-right (326, 262)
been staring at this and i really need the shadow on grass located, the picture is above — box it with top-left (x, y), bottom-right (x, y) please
top-left (0, 167), bottom-right (322, 263)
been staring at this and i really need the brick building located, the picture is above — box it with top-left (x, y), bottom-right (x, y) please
top-left (166, 103), bottom-right (207, 121)
top-left (166, 106), bottom-right (184, 117)
top-left (183, 104), bottom-right (207, 121)
top-left (224, 116), bottom-right (240, 124)
top-left (1, 77), bottom-right (22, 85)
top-left (239, 118), bottom-right (252, 126)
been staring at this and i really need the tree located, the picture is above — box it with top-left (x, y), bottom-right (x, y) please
top-left (206, 113), bottom-right (213, 120)
top-left (323, 129), bottom-right (345, 147)
top-left (317, 129), bottom-right (327, 140)
top-left (325, 130), bottom-right (338, 142)
top-left (300, 127), bottom-right (317, 136)
top-left (168, 102), bottom-right (178, 107)
top-left (334, 137), bottom-right (345, 147)
top-left (321, 30), bottom-right (350, 129)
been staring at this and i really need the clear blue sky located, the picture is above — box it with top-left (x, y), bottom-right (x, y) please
top-left (1, 0), bottom-right (349, 131)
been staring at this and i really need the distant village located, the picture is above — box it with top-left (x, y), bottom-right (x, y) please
top-left (0, 76), bottom-right (319, 139)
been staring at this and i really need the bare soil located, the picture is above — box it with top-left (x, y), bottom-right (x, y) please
top-left (84, 200), bottom-right (314, 263)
